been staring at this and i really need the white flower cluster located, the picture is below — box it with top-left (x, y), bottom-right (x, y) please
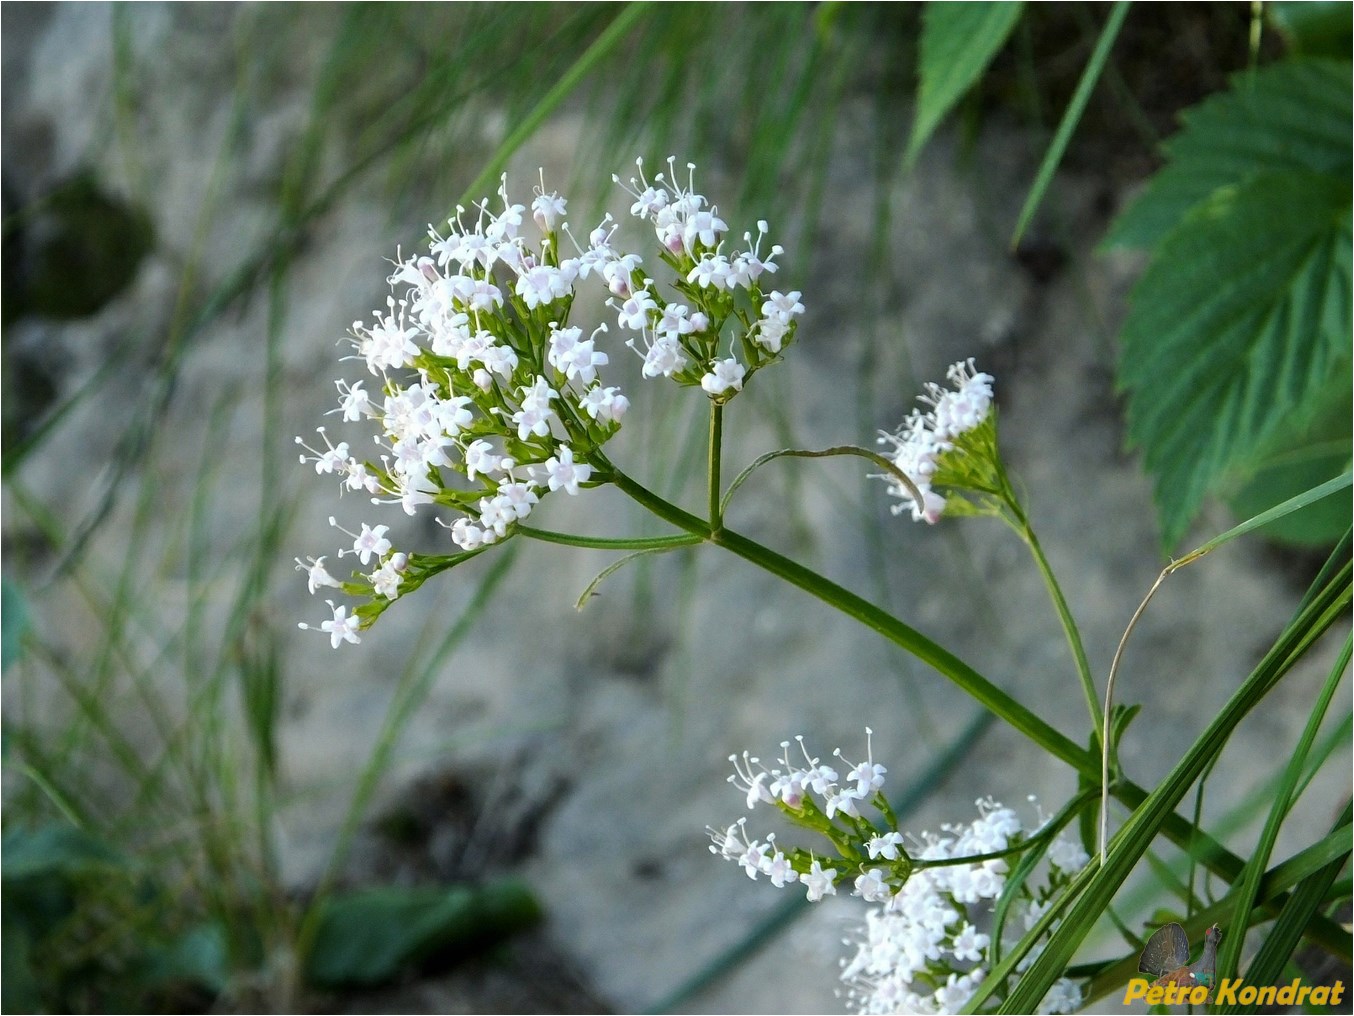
top-left (839, 799), bottom-right (1086, 1015)
top-left (613, 157), bottom-right (804, 392)
top-left (709, 733), bottom-right (1087, 1016)
top-left (709, 730), bottom-right (892, 903)
top-left (296, 160), bottom-right (803, 646)
top-left (876, 359), bottom-right (995, 523)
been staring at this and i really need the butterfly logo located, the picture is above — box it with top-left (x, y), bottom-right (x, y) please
top-left (1138, 922), bottom-right (1223, 990)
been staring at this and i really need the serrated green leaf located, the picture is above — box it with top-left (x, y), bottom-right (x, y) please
top-left (1226, 367), bottom-right (1352, 546)
top-left (1269, 2), bottom-right (1354, 58)
top-left (905, 2), bottom-right (1024, 168)
top-left (1118, 170), bottom-right (1352, 549)
top-left (1105, 59), bottom-right (1351, 249)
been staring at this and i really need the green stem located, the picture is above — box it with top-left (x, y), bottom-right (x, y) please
top-left (1012, 512), bottom-right (1102, 739)
top-left (708, 401), bottom-right (724, 533)
top-left (979, 421), bottom-right (1100, 738)
top-left (518, 524), bottom-right (701, 551)
top-left (720, 445), bottom-right (924, 520)
top-left (604, 465), bottom-right (1307, 899)
top-left (608, 466), bottom-right (1088, 770)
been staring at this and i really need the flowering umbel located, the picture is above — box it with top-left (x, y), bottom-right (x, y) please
top-left (297, 159), bottom-right (804, 644)
top-left (709, 732), bottom-right (1086, 1015)
top-left (875, 359), bottom-right (998, 524)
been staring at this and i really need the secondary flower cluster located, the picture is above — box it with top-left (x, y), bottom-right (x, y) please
top-left (709, 732), bottom-right (1085, 1015)
top-left (875, 359), bottom-right (996, 524)
top-left (296, 159), bottom-right (804, 645)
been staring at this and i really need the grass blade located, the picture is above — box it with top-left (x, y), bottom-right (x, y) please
top-left (1218, 633), bottom-right (1350, 983)
top-left (996, 559), bottom-right (1350, 1012)
top-left (1010, 1), bottom-right (1130, 246)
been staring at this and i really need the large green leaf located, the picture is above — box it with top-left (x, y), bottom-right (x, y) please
top-left (905, 2), bottom-right (1024, 167)
top-left (1117, 170), bottom-right (1352, 549)
top-left (1104, 59), bottom-right (1351, 250)
top-left (304, 880), bottom-right (541, 988)
top-left (1, 824), bottom-right (126, 881)
top-left (139, 922), bottom-right (232, 995)
top-left (1269, 2), bottom-right (1354, 58)
top-left (1225, 367), bottom-right (1352, 546)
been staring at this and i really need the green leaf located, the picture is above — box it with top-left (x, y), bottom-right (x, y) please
top-left (1117, 170), bottom-right (1352, 549)
top-left (139, 922), bottom-right (232, 995)
top-left (1234, 811), bottom-right (1353, 1009)
top-left (0, 911), bottom-right (42, 1014)
top-left (1225, 368), bottom-right (1352, 546)
top-left (2, 577), bottom-right (28, 671)
top-left (1269, 2), bottom-right (1354, 58)
top-left (1104, 59), bottom-right (1352, 250)
top-left (304, 880), bottom-right (541, 988)
top-left (905, 2), bottom-right (1024, 168)
top-left (1, 824), bottom-right (126, 880)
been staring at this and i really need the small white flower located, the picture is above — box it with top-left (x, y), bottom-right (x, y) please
top-left (768, 767), bottom-right (808, 808)
top-left (700, 357), bottom-right (745, 396)
top-left (687, 254), bottom-right (731, 290)
top-left (335, 379), bottom-right (373, 422)
top-left (764, 846), bottom-right (797, 888)
top-left (511, 376), bottom-right (559, 440)
top-left (370, 553), bottom-right (407, 600)
top-left (580, 385), bottom-right (629, 424)
top-left (950, 922), bottom-right (990, 963)
top-left (548, 324), bottom-right (609, 385)
top-left (630, 332), bottom-right (687, 379)
top-left (867, 831), bottom-right (905, 861)
top-left (540, 446), bottom-right (592, 495)
top-left (825, 788), bottom-right (863, 820)
top-left (531, 188), bottom-right (567, 232)
top-left (295, 428), bottom-right (350, 476)
top-left (933, 972), bottom-right (977, 1013)
top-left (800, 859), bottom-right (838, 901)
top-left (496, 481), bottom-right (539, 520)
top-left (355, 296), bottom-right (421, 373)
top-left (351, 523), bottom-right (392, 565)
top-left (854, 868), bottom-right (892, 903)
top-left (707, 820), bottom-right (749, 860)
top-left (463, 440), bottom-right (513, 482)
top-left (1038, 978), bottom-right (1083, 1015)
top-left (1048, 834), bottom-right (1090, 874)
top-left (449, 517), bottom-right (492, 550)
top-left (761, 290), bottom-right (804, 321)
top-left (655, 303), bottom-right (695, 337)
top-left (295, 556), bottom-right (342, 595)
top-left (297, 600), bottom-right (361, 649)
top-left (615, 287), bottom-right (658, 331)
top-left (754, 315), bottom-right (789, 354)
top-left (515, 264), bottom-right (572, 309)
top-left (738, 839), bottom-right (770, 881)
top-left (683, 208), bottom-right (728, 252)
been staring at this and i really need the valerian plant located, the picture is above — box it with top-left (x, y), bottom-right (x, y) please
top-left (295, 159), bottom-right (1351, 1015)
